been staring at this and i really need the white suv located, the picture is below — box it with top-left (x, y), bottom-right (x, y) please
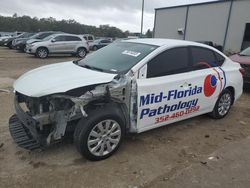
top-left (26, 33), bottom-right (89, 58)
top-left (10, 39), bottom-right (243, 160)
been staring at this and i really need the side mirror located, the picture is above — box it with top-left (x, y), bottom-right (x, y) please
top-left (51, 39), bottom-right (56, 43)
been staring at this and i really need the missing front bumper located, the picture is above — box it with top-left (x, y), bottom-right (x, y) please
top-left (9, 115), bottom-right (43, 150)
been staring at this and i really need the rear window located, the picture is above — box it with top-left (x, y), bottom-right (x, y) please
top-left (66, 36), bottom-right (81, 41)
top-left (88, 36), bottom-right (94, 40)
top-left (191, 47), bottom-right (217, 70)
top-left (214, 52), bottom-right (225, 66)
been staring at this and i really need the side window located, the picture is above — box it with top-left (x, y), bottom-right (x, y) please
top-left (147, 47), bottom-right (190, 78)
top-left (83, 36), bottom-right (87, 40)
top-left (101, 40), bottom-right (110, 43)
top-left (65, 36), bottom-right (81, 41)
top-left (214, 52), bottom-right (225, 66)
top-left (88, 36), bottom-right (93, 41)
top-left (54, 36), bottom-right (66, 42)
top-left (191, 47), bottom-right (217, 70)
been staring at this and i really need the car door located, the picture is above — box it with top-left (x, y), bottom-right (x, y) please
top-left (136, 46), bottom-right (219, 133)
top-left (188, 46), bottom-right (226, 112)
top-left (49, 35), bottom-right (67, 53)
top-left (65, 36), bottom-right (81, 52)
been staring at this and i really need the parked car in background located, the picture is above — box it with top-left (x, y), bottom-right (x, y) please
top-left (9, 39), bottom-right (243, 160)
top-left (12, 33), bottom-right (37, 52)
top-left (26, 33), bottom-right (89, 58)
top-left (0, 32), bottom-right (25, 48)
top-left (81, 34), bottom-right (95, 42)
top-left (89, 39), bottom-right (112, 51)
top-left (0, 32), bottom-right (22, 39)
top-left (26, 31), bottom-right (63, 46)
top-left (230, 47), bottom-right (250, 85)
top-left (197, 41), bottom-right (223, 52)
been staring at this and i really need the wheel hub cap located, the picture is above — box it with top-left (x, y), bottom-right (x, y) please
top-left (87, 120), bottom-right (121, 157)
top-left (218, 93), bottom-right (231, 116)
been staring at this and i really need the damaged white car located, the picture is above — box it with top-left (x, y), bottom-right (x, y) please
top-left (9, 39), bottom-right (243, 160)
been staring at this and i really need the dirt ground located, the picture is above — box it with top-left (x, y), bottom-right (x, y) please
top-left (0, 47), bottom-right (250, 188)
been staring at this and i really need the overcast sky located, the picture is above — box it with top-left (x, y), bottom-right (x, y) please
top-left (0, 0), bottom-right (218, 32)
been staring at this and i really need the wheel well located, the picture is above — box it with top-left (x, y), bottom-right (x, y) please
top-left (225, 86), bottom-right (235, 104)
top-left (77, 47), bottom-right (87, 52)
top-left (84, 101), bottom-right (129, 131)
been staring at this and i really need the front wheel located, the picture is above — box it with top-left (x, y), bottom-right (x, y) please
top-left (77, 48), bottom-right (87, 58)
top-left (36, 47), bottom-right (48, 59)
top-left (74, 105), bottom-right (125, 161)
top-left (210, 89), bottom-right (233, 119)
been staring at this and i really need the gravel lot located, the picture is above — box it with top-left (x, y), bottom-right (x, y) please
top-left (0, 47), bottom-right (250, 188)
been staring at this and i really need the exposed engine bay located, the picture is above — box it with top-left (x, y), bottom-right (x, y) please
top-left (10, 74), bottom-right (137, 150)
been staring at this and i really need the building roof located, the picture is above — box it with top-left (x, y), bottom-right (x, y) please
top-left (155, 0), bottom-right (230, 10)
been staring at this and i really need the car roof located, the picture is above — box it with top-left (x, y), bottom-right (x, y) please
top-left (52, 33), bottom-right (82, 37)
top-left (123, 38), bottom-right (209, 48)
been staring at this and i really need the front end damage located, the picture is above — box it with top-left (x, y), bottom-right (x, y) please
top-left (9, 75), bottom-right (136, 150)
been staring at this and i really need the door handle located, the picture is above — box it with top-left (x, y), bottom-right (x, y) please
top-left (180, 83), bottom-right (192, 88)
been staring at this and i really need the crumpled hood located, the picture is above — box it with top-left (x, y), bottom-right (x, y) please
top-left (14, 61), bottom-right (117, 97)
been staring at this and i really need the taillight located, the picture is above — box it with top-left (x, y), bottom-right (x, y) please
top-left (239, 68), bottom-right (245, 76)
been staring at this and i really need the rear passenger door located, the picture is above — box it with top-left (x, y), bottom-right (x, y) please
top-left (65, 36), bottom-right (81, 52)
top-left (188, 46), bottom-right (226, 113)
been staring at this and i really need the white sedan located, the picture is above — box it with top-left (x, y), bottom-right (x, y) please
top-left (10, 39), bottom-right (243, 160)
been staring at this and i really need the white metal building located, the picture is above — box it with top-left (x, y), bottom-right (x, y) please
top-left (153, 0), bottom-right (250, 53)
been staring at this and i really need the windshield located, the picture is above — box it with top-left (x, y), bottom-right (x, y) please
top-left (30, 32), bottom-right (53, 39)
top-left (93, 39), bottom-right (101, 43)
top-left (240, 47), bottom-right (250, 56)
top-left (77, 42), bottom-right (158, 74)
top-left (18, 33), bottom-right (33, 38)
top-left (43, 35), bottom-right (54, 41)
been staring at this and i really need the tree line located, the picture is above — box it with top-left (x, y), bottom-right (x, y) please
top-left (0, 14), bottom-right (153, 38)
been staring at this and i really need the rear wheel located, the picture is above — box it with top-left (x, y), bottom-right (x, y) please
top-left (92, 46), bottom-right (98, 51)
top-left (210, 89), bottom-right (233, 119)
top-left (74, 105), bottom-right (125, 161)
top-left (36, 47), bottom-right (48, 59)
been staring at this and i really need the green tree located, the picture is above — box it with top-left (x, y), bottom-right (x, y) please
top-left (0, 14), bottom-right (130, 38)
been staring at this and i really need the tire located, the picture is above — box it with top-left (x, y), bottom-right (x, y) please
top-left (210, 89), bottom-right (233, 119)
top-left (92, 46), bottom-right (98, 51)
top-left (77, 47), bottom-right (87, 58)
top-left (7, 42), bottom-right (13, 49)
top-left (36, 47), bottom-right (48, 59)
top-left (22, 44), bottom-right (26, 52)
top-left (74, 104), bottom-right (125, 161)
